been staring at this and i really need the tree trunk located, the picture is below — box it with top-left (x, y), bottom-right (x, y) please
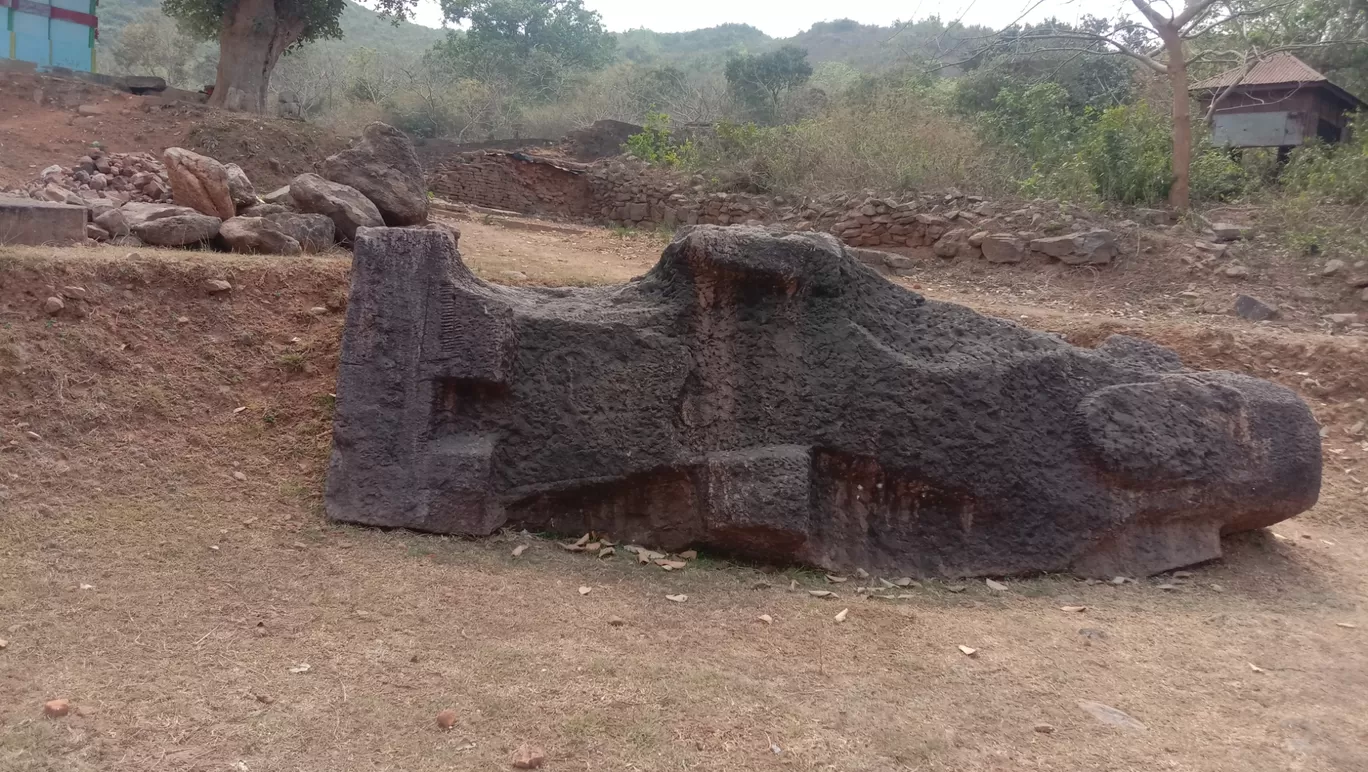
top-left (209, 0), bottom-right (306, 114)
top-left (1162, 30), bottom-right (1192, 211)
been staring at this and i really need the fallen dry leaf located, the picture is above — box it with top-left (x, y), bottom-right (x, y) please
top-left (1248, 662), bottom-right (1266, 673)
top-left (789, 579), bottom-right (798, 591)
top-left (597, 546), bottom-right (615, 558)
top-left (855, 568), bottom-right (870, 579)
top-left (511, 545), bottom-right (528, 558)
top-left (584, 542), bottom-right (602, 552)
top-left (656, 559), bottom-right (687, 570)
top-left (1336, 622), bottom-right (1357, 629)
top-left (894, 577), bottom-right (916, 587)
top-left (825, 574), bottom-right (849, 583)
top-left (288, 663), bottom-right (311, 674)
top-left (808, 590), bottom-right (837, 598)
top-left (665, 594), bottom-right (688, 603)
top-left (561, 543), bottom-right (585, 553)
top-left (834, 608), bottom-right (849, 623)
top-left (879, 578), bottom-right (897, 589)
top-left (232, 406), bottom-right (247, 414)
top-left (945, 585), bottom-right (968, 593)
top-left (679, 550), bottom-right (698, 559)
top-left (1156, 583), bottom-right (1179, 591)
top-left (578, 586), bottom-right (592, 596)
top-left (1077, 700), bottom-right (1146, 731)
top-left (1060, 606), bottom-right (1088, 613)
top-left (758, 614), bottom-right (773, 624)
top-left (985, 579), bottom-right (1009, 592)
top-left (573, 534), bottom-right (591, 547)
top-left (957, 645), bottom-right (978, 657)
top-left (0, 639), bottom-right (8, 650)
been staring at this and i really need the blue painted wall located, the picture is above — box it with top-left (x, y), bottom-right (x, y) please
top-left (7, 0), bottom-right (97, 72)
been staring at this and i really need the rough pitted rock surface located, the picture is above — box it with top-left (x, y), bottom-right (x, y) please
top-left (321, 122), bottom-right (429, 226)
top-left (289, 173), bottom-right (382, 241)
top-left (325, 226), bottom-right (1322, 578)
top-left (163, 147), bottom-right (236, 220)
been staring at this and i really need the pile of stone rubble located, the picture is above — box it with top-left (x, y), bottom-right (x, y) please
top-left (8, 122), bottom-right (457, 254)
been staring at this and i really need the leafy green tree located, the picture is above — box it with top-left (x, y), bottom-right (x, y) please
top-left (108, 9), bottom-right (215, 89)
top-left (161, 0), bottom-right (612, 116)
top-left (434, 0), bottom-right (616, 101)
top-left (162, 0), bottom-right (346, 112)
top-left (724, 45), bottom-right (814, 121)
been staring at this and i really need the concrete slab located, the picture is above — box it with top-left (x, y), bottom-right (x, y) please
top-left (0, 195), bottom-right (88, 246)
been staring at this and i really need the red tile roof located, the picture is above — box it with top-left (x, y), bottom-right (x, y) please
top-left (1191, 52), bottom-right (1330, 90)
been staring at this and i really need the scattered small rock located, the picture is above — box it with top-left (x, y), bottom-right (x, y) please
top-left (511, 544), bottom-right (528, 558)
top-left (578, 586), bottom-right (592, 596)
top-left (834, 608), bottom-right (849, 623)
top-left (957, 645), bottom-right (978, 657)
top-left (1223, 264), bottom-right (1250, 279)
top-left (1234, 294), bottom-right (1278, 322)
top-left (758, 614), bottom-right (773, 624)
top-left (511, 744), bottom-right (546, 769)
top-left (309, 306), bottom-right (328, 315)
top-left (205, 279), bottom-right (233, 294)
top-left (1323, 259), bottom-right (1346, 276)
top-left (608, 617), bottom-right (625, 627)
top-left (1033, 722), bottom-right (1055, 734)
top-left (436, 709), bottom-right (458, 730)
top-left (61, 286), bottom-right (88, 300)
top-left (665, 594), bottom-right (688, 603)
top-left (232, 471), bottom-right (248, 482)
top-left (985, 578), bottom-right (1009, 592)
top-left (44, 297), bottom-right (64, 315)
top-left (43, 699), bottom-right (71, 718)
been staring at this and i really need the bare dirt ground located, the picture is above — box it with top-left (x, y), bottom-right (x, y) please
top-left (0, 72), bottom-right (347, 192)
top-left (2, 218), bottom-right (1367, 772)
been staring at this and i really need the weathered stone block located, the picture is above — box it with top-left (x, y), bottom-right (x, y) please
top-left (0, 195), bottom-right (86, 245)
top-left (326, 226), bottom-right (1322, 578)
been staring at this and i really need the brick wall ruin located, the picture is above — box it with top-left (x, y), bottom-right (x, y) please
top-left (427, 152), bottom-right (596, 219)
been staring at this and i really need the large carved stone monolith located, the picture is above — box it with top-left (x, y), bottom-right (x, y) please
top-left (325, 225), bottom-right (1321, 577)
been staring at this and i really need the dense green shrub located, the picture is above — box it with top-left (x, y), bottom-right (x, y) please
top-left (1283, 116), bottom-right (1368, 204)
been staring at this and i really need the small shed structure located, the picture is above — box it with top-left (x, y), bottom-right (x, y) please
top-left (1, 0), bottom-right (99, 72)
top-left (1192, 53), bottom-right (1364, 149)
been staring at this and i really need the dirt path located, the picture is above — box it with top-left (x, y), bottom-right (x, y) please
top-left (1, 226), bottom-right (1367, 772)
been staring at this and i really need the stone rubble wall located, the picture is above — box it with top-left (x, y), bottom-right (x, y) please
top-left (428, 153), bottom-right (1135, 269)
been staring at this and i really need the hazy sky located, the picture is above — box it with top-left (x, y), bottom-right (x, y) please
top-left (404, 0), bottom-right (1138, 36)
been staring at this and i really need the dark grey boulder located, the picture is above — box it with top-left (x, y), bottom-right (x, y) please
top-left (219, 216), bottom-right (302, 255)
top-left (266, 212), bottom-right (336, 252)
top-left (325, 226), bottom-right (1322, 578)
top-left (289, 173), bottom-right (382, 242)
top-left (321, 122), bottom-right (429, 226)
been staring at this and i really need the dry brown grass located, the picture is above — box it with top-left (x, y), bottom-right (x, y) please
top-left (2, 227), bottom-right (1367, 772)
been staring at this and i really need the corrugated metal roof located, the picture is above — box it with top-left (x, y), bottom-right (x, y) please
top-left (1191, 53), bottom-right (1330, 90)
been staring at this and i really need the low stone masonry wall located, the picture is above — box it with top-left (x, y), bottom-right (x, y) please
top-left (429, 154), bottom-right (1131, 267)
